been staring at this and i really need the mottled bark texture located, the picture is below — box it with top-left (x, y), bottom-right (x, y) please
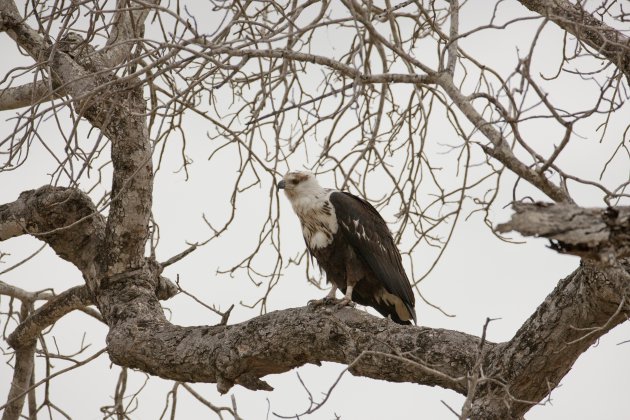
top-left (1, 1), bottom-right (629, 419)
top-left (1, 305), bottom-right (35, 420)
top-left (472, 261), bottom-right (630, 419)
top-left (497, 202), bottom-right (630, 260)
top-left (105, 303), bottom-right (480, 393)
top-left (0, 186), bottom-right (105, 274)
top-left (3, 190), bottom-right (629, 420)
top-left (7, 286), bottom-right (93, 349)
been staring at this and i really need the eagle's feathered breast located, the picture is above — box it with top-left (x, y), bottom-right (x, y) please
top-left (289, 190), bottom-right (338, 250)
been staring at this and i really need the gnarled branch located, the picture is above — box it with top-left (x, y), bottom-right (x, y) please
top-left (473, 261), bottom-right (630, 418)
top-left (0, 186), bottom-right (105, 274)
top-left (497, 202), bottom-right (630, 260)
top-left (0, 80), bottom-right (62, 111)
top-left (92, 255), bottom-right (628, 419)
top-left (7, 285), bottom-right (94, 349)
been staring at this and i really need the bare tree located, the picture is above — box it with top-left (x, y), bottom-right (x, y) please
top-left (0, 0), bottom-right (628, 419)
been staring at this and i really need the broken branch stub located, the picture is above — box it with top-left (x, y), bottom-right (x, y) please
top-left (496, 202), bottom-right (630, 260)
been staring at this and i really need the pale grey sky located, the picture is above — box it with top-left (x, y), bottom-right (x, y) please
top-left (1, 1), bottom-right (629, 419)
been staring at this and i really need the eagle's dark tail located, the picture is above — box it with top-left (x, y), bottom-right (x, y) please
top-left (388, 300), bottom-right (416, 325)
top-left (405, 301), bottom-right (417, 325)
top-left (352, 291), bottom-right (416, 325)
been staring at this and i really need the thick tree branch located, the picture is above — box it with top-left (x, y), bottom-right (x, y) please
top-left (0, 186), bottom-right (105, 274)
top-left (497, 202), bottom-right (630, 260)
top-left (94, 255), bottom-right (629, 420)
top-left (7, 286), bottom-right (94, 349)
top-left (2, 305), bottom-right (35, 420)
top-left (0, 0), bottom-right (48, 55)
top-left (0, 281), bottom-right (53, 302)
top-left (92, 78), bottom-right (153, 277)
top-left (2, 343), bottom-right (34, 420)
top-left (0, 0), bottom-right (112, 112)
top-left (517, 0), bottom-right (630, 81)
top-left (472, 262), bottom-right (630, 419)
top-left (0, 80), bottom-right (62, 111)
top-left (101, 0), bottom-right (159, 67)
top-left (0, 0), bottom-right (153, 277)
top-left (100, 280), bottom-right (479, 394)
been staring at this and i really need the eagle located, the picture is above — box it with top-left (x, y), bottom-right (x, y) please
top-left (279, 171), bottom-right (416, 325)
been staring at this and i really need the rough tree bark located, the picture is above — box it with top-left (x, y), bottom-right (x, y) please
top-left (2, 188), bottom-right (629, 419)
top-left (497, 202), bottom-right (630, 260)
top-left (0, 1), bottom-right (628, 419)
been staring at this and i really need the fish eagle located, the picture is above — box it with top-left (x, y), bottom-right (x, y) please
top-left (279, 171), bottom-right (416, 325)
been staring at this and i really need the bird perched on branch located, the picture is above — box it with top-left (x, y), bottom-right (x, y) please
top-left (279, 171), bottom-right (416, 325)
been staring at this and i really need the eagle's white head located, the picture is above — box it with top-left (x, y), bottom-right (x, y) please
top-left (277, 171), bottom-right (324, 201)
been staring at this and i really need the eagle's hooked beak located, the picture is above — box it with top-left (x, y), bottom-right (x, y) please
top-left (277, 180), bottom-right (286, 189)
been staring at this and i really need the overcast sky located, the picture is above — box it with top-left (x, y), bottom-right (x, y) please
top-left (1, 0), bottom-right (629, 419)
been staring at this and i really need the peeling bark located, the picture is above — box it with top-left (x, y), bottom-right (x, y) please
top-left (497, 202), bottom-right (630, 260)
